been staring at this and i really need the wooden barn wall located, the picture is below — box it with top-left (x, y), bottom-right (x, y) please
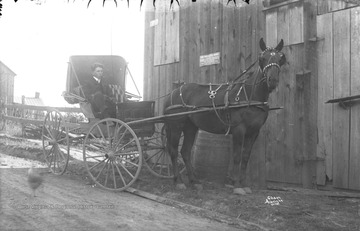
top-left (317, 6), bottom-right (360, 191)
top-left (263, 0), bottom-right (318, 187)
top-left (317, 0), bottom-right (359, 15)
top-left (144, 0), bottom-right (267, 187)
top-left (144, 0), bottom-right (264, 115)
top-left (144, 0), bottom-right (349, 189)
top-left (0, 65), bottom-right (15, 105)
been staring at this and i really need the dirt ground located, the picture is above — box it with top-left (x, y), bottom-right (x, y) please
top-left (0, 133), bottom-right (360, 231)
top-left (0, 158), bottom-right (242, 231)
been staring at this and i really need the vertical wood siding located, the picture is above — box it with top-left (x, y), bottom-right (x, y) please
top-left (317, 6), bottom-right (360, 190)
top-left (317, 13), bottom-right (333, 183)
top-left (317, 0), bottom-right (358, 15)
top-left (143, 0), bottom-right (360, 190)
top-left (349, 7), bottom-right (360, 190)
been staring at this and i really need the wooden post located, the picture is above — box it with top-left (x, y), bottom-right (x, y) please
top-left (296, 70), bottom-right (317, 189)
top-left (21, 95), bottom-right (25, 137)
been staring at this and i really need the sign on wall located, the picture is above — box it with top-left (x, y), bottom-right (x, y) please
top-left (199, 52), bottom-right (221, 67)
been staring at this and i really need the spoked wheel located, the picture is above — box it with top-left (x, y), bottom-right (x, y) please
top-left (83, 118), bottom-right (142, 191)
top-left (142, 123), bottom-right (185, 178)
top-left (42, 110), bottom-right (70, 175)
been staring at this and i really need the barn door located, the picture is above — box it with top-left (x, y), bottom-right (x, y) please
top-left (317, 6), bottom-right (360, 190)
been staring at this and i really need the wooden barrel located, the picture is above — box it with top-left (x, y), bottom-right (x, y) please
top-left (193, 130), bottom-right (232, 183)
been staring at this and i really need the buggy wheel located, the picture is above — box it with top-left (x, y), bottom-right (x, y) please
top-left (83, 118), bottom-right (142, 191)
top-left (42, 110), bottom-right (70, 175)
top-left (142, 123), bottom-right (185, 178)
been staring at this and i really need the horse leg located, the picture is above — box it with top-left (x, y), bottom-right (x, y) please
top-left (231, 125), bottom-right (246, 192)
top-left (165, 123), bottom-right (185, 189)
top-left (236, 128), bottom-right (261, 194)
top-left (180, 121), bottom-right (199, 189)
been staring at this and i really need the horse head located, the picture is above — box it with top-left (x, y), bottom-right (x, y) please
top-left (258, 38), bottom-right (286, 92)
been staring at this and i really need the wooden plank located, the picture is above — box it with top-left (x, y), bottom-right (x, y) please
top-left (226, 5), bottom-right (237, 81)
top-left (153, 66), bottom-right (160, 115)
top-left (171, 63), bottom-right (179, 92)
top-left (297, 71), bottom-right (316, 188)
top-left (247, 128), bottom-right (266, 189)
top-left (153, 0), bottom-right (164, 66)
top-left (284, 44), bottom-right (303, 185)
top-left (244, 4), bottom-right (256, 68)
top-left (199, 1), bottom-right (211, 84)
top-left (164, 3), bottom-right (180, 64)
top-left (333, 9), bottom-right (351, 189)
top-left (3, 115), bottom-right (44, 125)
top-left (349, 6), bottom-right (360, 190)
top-left (188, 1), bottom-right (201, 83)
top-left (159, 0), bottom-right (167, 65)
top-left (164, 7), bottom-right (171, 65)
top-left (262, 0), bottom-right (302, 11)
top-left (173, 4), bottom-right (180, 64)
top-left (158, 66), bottom-right (167, 115)
top-left (179, 1), bottom-right (190, 84)
top-left (317, 13), bottom-right (333, 182)
top-left (210, 0), bottom-right (222, 83)
top-left (331, 0), bottom-right (357, 12)
top-left (143, 6), bottom-right (155, 100)
top-left (3, 104), bottom-right (82, 113)
top-left (303, 0), bottom-right (319, 186)
top-left (317, 0), bottom-right (357, 15)
top-left (250, 0), bottom-right (259, 67)
top-left (256, 0), bottom-right (266, 55)
top-left (265, 9), bottom-right (277, 47)
top-left (234, 6), bottom-right (248, 73)
top-left (317, 0), bottom-right (331, 15)
top-left (289, 2), bottom-right (303, 45)
top-left (153, 0), bottom-right (180, 66)
top-left (266, 45), bottom-right (303, 185)
top-left (221, 3), bottom-right (230, 82)
top-left (266, 45), bottom-right (285, 183)
top-left (277, 5), bottom-right (289, 46)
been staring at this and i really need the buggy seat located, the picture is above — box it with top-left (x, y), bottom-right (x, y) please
top-left (63, 55), bottom-right (127, 118)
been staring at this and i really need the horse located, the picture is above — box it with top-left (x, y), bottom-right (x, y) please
top-left (163, 38), bottom-right (286, 194)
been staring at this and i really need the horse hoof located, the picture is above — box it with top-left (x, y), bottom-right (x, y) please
top-left (233, 188), bottom-right (246, 195)
top-left (176, 183), bottom-right (187, 190)
top-left (194, 184), bottom-right (203, 191)
top-left (244, 187), bottom-right (252, 194)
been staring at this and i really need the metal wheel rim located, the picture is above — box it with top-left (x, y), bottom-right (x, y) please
top-left (83, 118), bottom-right (142, 191)
top-left (142, 123), bottom-right (185, 178)
top-left (42, 110), bottom-right (70, 175)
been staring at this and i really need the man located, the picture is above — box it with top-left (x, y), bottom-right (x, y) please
top-left (82, 63), bottom-right (114, 119)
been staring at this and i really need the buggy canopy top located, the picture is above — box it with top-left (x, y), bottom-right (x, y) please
top-left (65, 55), bottom-right (127, 104)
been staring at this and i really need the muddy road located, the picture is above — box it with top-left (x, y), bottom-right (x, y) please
top-left (0, 154), bottom-right (241, 231)
top-left (1, 134), bottom-right (360, 231)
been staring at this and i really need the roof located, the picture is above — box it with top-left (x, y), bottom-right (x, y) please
top-left (13, 96), bottom-right (45, 107)
top-left (0, 61), bottom-right (16, 76)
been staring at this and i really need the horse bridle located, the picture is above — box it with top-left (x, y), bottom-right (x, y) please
top-left (258, 48), bottom-right (282, 88)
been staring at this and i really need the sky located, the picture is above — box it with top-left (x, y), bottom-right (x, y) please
top-left (0, 0), bottom-right (147, 106)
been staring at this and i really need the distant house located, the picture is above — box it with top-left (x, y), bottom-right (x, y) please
top-left (0, 61), bottom-right (16, 105)
top-left (13, 92), bottom-right (45, 119)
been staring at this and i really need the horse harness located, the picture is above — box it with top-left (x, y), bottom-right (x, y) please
top-left (168, 46), bottom-right (281, 135)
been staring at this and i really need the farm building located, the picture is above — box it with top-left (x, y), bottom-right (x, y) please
top-left (13, 92), bottom-right (45, 120)
top-left (0, 60), bottom-right (16, 105)
top-left (143, 0), bottom-right (360, 191)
